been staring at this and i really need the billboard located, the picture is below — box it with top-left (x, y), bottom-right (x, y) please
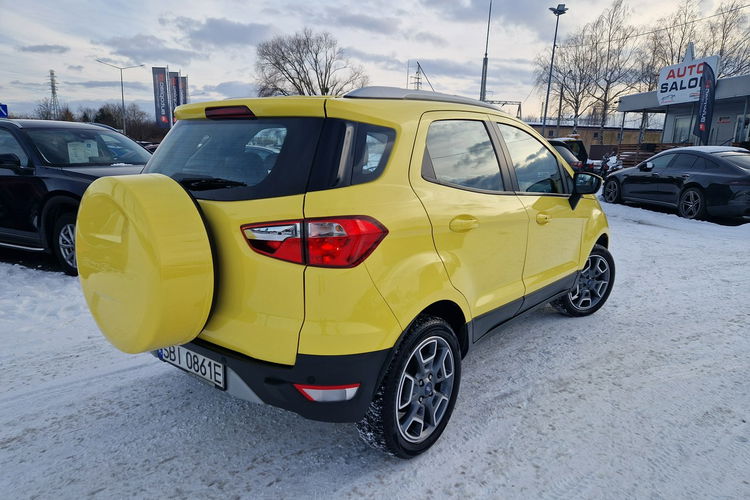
top-left (693, 62), bottom-right (716, 145)
top-left (151, 67), bottom-right (170, 128)
top-left (168, 71), bottom-right (180, 121)
top-left (178, 76), bottom-right (188, 106)
top-left (657, 56), bottom-right (720, 106)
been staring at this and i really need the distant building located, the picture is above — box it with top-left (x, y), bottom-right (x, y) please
top-left (527, 122), bottom-right (662, 150)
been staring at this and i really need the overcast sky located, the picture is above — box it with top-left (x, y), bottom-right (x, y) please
top-left (0, 0), bottom-right (724, 118)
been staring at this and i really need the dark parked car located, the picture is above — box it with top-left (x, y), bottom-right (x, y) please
top-left (0, 119), bottom-right (150, 274)
top-left (551, 143), bottom-right (584, 171)
top-left (602, 146), bottom-right (750, 219)
top-left (549, 137), bottom-right (589, 165)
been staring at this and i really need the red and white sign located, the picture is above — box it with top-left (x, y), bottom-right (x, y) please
top-left (657, 56), bottom-right (719, 106)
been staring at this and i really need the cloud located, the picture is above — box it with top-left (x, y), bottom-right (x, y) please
top-left (331, 13), bottom-right (400, 34)
top-left (418, 0), bottom-right (564, 39)
top-left (413, 32), bottom-right (448, 46)
top-left (165, 17), bottom-right (273, 49)
top-left (98, 34), bottom-right (202, 65)
top-left (344, 48), bottom-right (404, 72)
top-left (67, 65), bottom-right (84, 72)
top-left (10, 80), bottom-right (48, 90)
top-left (193, 81), bottom-right (256, 99)
top-left (63, 80), bottom-right (150, 91)
top-left (19, 44), bottom-right (70, 54)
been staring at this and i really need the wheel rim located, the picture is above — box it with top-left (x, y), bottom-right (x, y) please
top-left (604, 180), bottom-right (618, 202)
top-left (568, 254), bottom-right (610, 311)
top-left (58, 223), bottom-right (77, 269)
top-left (396, 336), bottom-right (455, 444)
top-left (680, 190), bottom-right (701, 218)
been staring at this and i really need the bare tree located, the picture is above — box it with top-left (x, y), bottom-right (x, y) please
top-left (702, 0), bottom-right (750, 77)
top-left (652, 0), bottom-right (701, 68)
top-left (588, 0), bottom-right (638, 144)
top-left (536, 31), bottom-right (597, 132)
top-left (255, 28), bottom-right (369, 96)
top-left (34, 98), bottom-right (56, 120)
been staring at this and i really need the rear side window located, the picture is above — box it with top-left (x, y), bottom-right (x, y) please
top-left (145, 118), bottom-right (323, 201)
top-left (496, 124), bottom-right (564, 194)
top-left (717, 153), bottom-right (750, 171)
top-left (307, 119), bottom-right (396, 192)
top-left (422, 120), bottom-right (504, 191)
top-left (666, 154), bottom-right (696, 172)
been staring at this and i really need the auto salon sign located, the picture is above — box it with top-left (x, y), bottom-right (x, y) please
top-left (657, 56), bottom-right (719, 105)
top-left (152, 67), bottom-right (171, 128)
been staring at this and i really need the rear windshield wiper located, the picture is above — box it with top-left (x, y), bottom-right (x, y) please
top-left (176, 176), bottom-right (247, 190)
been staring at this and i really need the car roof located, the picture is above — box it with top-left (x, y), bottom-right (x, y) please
top-left (657, 146), bottom-right (748, 155)
top-left (175, 86), bottom-right (515, 123)
top-left (550, 137), bottom-right (582, 142)
top-left (1, 119), bottom-right (112, 130)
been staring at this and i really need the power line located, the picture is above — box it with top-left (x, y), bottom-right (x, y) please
top-left (559, 3), bottom-right (750, 49)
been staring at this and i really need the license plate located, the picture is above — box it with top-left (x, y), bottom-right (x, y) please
top-left (158, 345), bottom-right (225, 389)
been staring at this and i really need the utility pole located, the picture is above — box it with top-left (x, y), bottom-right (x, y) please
top-left (479, 0), bottom-right (492, 101)
top-left (541, 4), bottom-right (568, 138)
top-left (95, 59), bottom-right (144, 135)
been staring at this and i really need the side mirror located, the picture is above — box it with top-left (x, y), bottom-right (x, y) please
top-left (639, 161), bottom-right (654, 171)
top-left (569, 172), bottom-right (602, 209)
top-left (0, 153), bottom-right (30, 173)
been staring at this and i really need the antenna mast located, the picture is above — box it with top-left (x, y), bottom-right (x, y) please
top-left (49, 69), bottom-right (60, 119)
top-left (479, 0), bottom-right (492, 101)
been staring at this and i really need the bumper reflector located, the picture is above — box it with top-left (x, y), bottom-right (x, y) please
top-left (294, 383), bottom-right (360, 402)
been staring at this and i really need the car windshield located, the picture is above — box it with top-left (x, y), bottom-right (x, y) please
top-left (717, 152), bottom-right (750, 170)
top-left (25, 128), bottom-right (152, 167)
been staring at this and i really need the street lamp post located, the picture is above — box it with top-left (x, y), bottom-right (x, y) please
top-left (541, 4), bottom-right (568, 138)
top-left (95, 59), bottom-right (144, 135)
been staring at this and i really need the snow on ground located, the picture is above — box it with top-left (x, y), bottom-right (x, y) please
top-left (1, 203), bottom-right (749, 499)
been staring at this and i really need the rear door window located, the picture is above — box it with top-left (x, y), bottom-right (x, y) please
top-left (422, 120), bottom-right (504, 192)
top-left (665, 154), bottom-right (696, 173)
top-left (496, 124), bottom-right (565, 194)
top-left (145, 118), bottom-right (323, 201)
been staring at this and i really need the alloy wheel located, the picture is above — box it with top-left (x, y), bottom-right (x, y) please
top-left (679, 190), bottom-right (702, 219)
top-left (396, 336), bottom-right (455, 444)
top-left (58, 223), bottom-right (77, 269)
top-left (567, 254), bottom-right (611, 311)
top-left (603, 180), bottom-right (619, 203)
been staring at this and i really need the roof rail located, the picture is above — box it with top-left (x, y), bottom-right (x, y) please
top-left (344, 86), bottom-right (502, 111)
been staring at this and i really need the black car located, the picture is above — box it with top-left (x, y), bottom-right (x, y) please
top-left (551, 143), bottom-right (584, 171)
top-left (549, 137), bottom-right (589, 165)
top-left (0, 119), bottom-right (150, 274)
top-left (602, 146), bottom-right (750, 219)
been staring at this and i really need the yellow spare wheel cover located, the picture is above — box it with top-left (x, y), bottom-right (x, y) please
top-left (76, 173), bottom-right (214, 354)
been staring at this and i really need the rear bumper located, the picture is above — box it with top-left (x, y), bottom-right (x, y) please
top-left (153, 339), bottom-right (391, 423)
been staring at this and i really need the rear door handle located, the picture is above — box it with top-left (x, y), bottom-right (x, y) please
top-left (536, 213), bottom-right (550, 225)
top-left (449, 215), bottom-right (479, 232)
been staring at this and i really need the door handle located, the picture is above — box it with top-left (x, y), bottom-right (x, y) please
top-left (536, 213), bottom-right (550, 225)
top-left (449, 215), bottom-right (479, 232)
top-left (681, 174), bottom-right (690, 178)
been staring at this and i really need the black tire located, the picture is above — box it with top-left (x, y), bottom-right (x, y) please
top-left (677, 187), bottom-right (707, 220)
top-left (52, 212), bottom-right (78, 276)
top-left (357, 316), bottom-right (461, 459)
top-left (602, 178), bottom-right (622, 204)
top-left (552, 244), bottom-right (615, 317)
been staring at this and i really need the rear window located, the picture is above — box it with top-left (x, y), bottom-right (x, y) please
top-left (145, 118), bottom-right (323, 201)
top-left (717, 152), bottom-right (750, 170)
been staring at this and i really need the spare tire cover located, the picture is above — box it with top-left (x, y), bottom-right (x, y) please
top-left (76, 173), bottom-right (214, 354)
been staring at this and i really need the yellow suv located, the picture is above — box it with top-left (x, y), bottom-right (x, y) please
top-left (76, 87), bottom-right (614, 458)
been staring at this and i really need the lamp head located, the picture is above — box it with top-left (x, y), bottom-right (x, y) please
top-left (549, 3), bottom-right (568, 15)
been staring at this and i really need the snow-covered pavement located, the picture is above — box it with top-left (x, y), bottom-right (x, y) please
top-left (1, 203), bottom-right (749, 499)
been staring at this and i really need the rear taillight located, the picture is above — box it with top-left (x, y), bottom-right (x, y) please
top-left (241, 216), bottom-right (387, 268)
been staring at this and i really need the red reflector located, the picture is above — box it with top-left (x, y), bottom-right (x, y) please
top-left (241, 216), bottom-right (387, 268)
top-left (205, 105), bottom-right (255, 119)
top-left (294, 383), bottom-right (360, 402)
